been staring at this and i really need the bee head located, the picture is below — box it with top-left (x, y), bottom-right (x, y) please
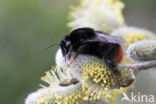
top-left (60, 36), bottom-right (72, 57)
top-left (60, 28), bottom-right (95, 57)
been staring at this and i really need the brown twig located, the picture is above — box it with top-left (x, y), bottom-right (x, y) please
top-left (117, 60), bottom-right (156, 87)
top-left (119, 60), bottom-right (156, 75)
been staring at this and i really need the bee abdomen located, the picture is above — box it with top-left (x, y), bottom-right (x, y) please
top-left (112, 45), bottom-right (123, 63)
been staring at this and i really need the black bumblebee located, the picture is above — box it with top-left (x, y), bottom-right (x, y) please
top-left (60, 27), bottom-right (133, 87)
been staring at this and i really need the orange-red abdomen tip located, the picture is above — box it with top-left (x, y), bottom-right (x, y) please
top-left (112, 45), bottom-right (124, 63)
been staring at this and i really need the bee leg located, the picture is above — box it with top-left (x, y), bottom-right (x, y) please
top-left (104, 58), bottom-right (122, 88)
top-left (68, 51), bottom-right (80, 66)
top-left (68, 44), bottom-right (88, 66)
top-left (67, 45), bottom-right (73, 60)
top-left (121, 78), bottom-right (134, 87)
top-left (113, 70), bottom-right (122, 88)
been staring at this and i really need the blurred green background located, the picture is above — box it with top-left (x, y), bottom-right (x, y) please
top-left (0, 0), bottom-right (156, 104)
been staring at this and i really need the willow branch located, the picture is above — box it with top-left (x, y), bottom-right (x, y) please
top-left (119, 60), bottom-right (156, 75)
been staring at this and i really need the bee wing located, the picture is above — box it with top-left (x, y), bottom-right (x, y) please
top-left (87, 31), bottom-right (126, 44)
top-left (96, 32), bottom-right (126, 44)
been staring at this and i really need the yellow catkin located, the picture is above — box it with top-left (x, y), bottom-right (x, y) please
top-left (59, 87), bottom-right (88, 104)
top-left (38, 62), bottom-right (134, 103)
top-left (82, 62), bottom-right (116, 100)
top-left (81, 61), bottom-right (134, 102)
top-left (68, 0), bottom-right (125, 33)
top-left (123, 32), bottom-right (155, 47)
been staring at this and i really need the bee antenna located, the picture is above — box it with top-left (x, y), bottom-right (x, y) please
top-left (44, 43), bottom-right (60, 50)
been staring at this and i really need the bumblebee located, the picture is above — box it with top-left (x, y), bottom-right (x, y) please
top-left (59, 27), bottom-right (129, 87)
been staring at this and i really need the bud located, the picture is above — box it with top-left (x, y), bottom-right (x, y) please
top-left (126, 40), bottom-right (156, 62)
top-left (112, 26), bottom-right (156, 47)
